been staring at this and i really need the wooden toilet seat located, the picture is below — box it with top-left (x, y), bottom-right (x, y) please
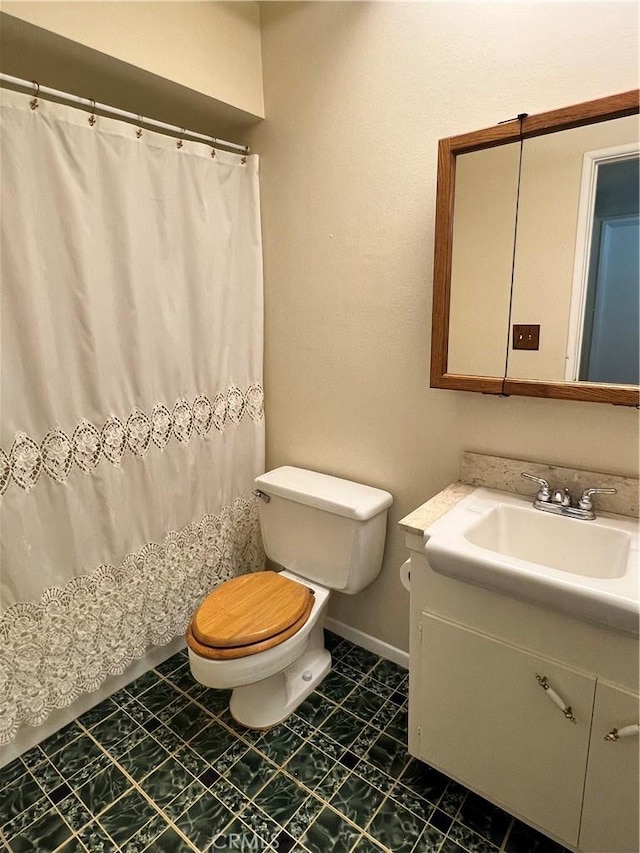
top-left (186, 571), bottom-right (315, 660)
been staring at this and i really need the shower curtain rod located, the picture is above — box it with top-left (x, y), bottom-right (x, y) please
top-left (0, 73), bottom-right (250, 155)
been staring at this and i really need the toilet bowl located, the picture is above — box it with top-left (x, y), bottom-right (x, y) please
top-left (187, 466), bottom-right (392, 729)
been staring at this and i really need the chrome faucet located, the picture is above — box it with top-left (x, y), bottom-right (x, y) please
top-left (521, 472), bottom-right (616, 521)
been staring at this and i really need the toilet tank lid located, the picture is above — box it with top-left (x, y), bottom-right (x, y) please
top-left (254, 467), bottom-right (393, 521)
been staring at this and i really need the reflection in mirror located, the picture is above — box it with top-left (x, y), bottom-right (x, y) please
top-left (448, 144), bottom-right (520, 377)
top-left (507, 115), bottom-right (638, 384)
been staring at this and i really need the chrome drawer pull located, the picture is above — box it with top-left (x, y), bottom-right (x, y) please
top-left (604, 724), bottom-right (640, 742)
top-left (535, 674), bottom-right (577, 724)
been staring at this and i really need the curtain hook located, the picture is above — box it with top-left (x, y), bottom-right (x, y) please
top-left (177, 129), bottom-right (185, 149)
top-left (30, 81), bottom-right (40, 111)
top-left (241, 145), bottom-right (249, 165)
top-left (136, 115), bottom-right (143, 139)
top-left (88, 99), bottom-right (97, 127)
top-left (211, 138), bottom-right (217, 158)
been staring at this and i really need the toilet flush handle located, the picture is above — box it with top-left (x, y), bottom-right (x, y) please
top-left (253, 489), bottom-right (271, 503)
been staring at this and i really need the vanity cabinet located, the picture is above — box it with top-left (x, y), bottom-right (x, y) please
top-left (579, 681), bottom-right (640, 853)
top-left (404, 527), bottom-right (640, 853)
top-left (415, 614), bottom-right (595, 844)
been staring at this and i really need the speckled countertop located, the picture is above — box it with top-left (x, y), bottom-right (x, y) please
top-left (398, 482), bottom-right (474, 536)
top-left (398, 451), bottom-right (639, 537)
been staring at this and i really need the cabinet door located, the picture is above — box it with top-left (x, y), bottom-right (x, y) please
top-left (414, 614), bottom-right (596, 846)
top-left (579, 681), bottom-right (640, 853)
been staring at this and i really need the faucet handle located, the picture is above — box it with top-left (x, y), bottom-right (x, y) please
top-left (577, 487), bottom-right (617, 511)
top-left (521, 472), bottom-right (552, 502)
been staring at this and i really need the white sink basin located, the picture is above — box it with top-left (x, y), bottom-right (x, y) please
top-left (425, 488), bottom-right (639, 635)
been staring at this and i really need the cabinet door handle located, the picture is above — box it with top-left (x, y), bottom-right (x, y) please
top-left (535, 674), bottom-right (577, 724)
top-left (604, 724), bottom-right (640, 742)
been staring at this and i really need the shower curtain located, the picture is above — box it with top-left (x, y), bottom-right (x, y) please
top-left (0, 88), bottom-right (264, 745)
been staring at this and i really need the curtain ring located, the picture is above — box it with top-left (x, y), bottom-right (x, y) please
top-left (88, 99), bottom-right (97, 127)
top-left (211, 138), bottom-right (217, 158)
top-left (177, 129), bottom-right (185, 149)
top-left (136, 116), bottom-right (143, 139)
top-left (30, 81), bottom-right (40, 111)
top-left (241, 156), bottom-right (247, 165)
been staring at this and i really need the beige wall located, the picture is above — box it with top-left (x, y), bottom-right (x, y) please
top-left (252, 2), bottom-right (640, 652)
top-left (1, 1), bottom-right (264, 117)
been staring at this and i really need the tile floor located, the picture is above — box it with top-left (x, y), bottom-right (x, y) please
top-left (0, 632), bottom-right (570, 853)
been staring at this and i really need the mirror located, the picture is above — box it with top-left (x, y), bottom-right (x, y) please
top-left (431, 91), bottom-right (640, 405)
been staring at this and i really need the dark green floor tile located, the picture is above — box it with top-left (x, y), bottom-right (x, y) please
top-left (212, 816), bottom-right (267, 853)
top-left (175, 790), bottom-right (234, 849)
top-left (125, 669), bottom-right (161, 698)
top-left (505, 819), bottom-right (571, 853)
top-left (99, 789), bottom-right (158, 845)
top-left (0, 758), bottom-right (25, 790)
top-left (323, 630), bottom-right (344, 653)
top-left (316, 670), bottom-right (357, 704)
top-left (150, 724), bottom-right (185, 754)
top-left (19, 746), bottom-right (45, 770)
top-left (350, 726), bottom-right (380, 758)
top-left (189, 721), bottom-right (237, 763)
top-left (285, 744), bottom-right (335, 790)
top-left (165, 666), bottom-right (198, 693)
top-left (437, 780), bottom-right (469, 817)
top-left (145, 826), bottom-right (193, 852)
top-left (447, 821), bottom-right (501, 853)
top-left (8, 806), bottom-right (72, 852)
top-left (313, 763), bottom-right (351, 800)
top-left (440, 842), bottom-right (469, 853)
top-left (76, 762), bottom-right (132, 815)
top-left (55, 791), bottom-right (93, 832)
top-left (208, 776), bottom-right (251, 815)
top-left (120, 812), bottom-right (169, 852)
top-left (294, 693), bottom-right (336, 728)
top-left (118, 735), bottom-right (171, 782)
top-left (400, 759), bottom-right (449, 804)
top-left (369, 659), bottom-right (408, 691)
top-left (283, 715), bottom-right (314, 740)
top-left (225, 748), bottom-right (277, 797)
top-left (352, 761), bottom-right (395, 795)
top-left (284, 795), bottom-right (324, 840)
top-left (40, 721), bottom-right (84, 757)
top-left (383, 706), bottom-right (408, 744)
top-left (457, 792), bottom-right (512, 848)
top-left (319, 708), bottom-right (361, 749)
top-left (365, 732), bottom-right (410, 778)
top-left (300, 806), bottom-right (361, 853)
top-left (77, 699), bottom-right (118, 730)
top-left (121, 699), bottom-right (153, 727)
top-left (330, 773), bottom-right (385, 830)
top-left (90, 713), bottom-right (142, 753)
top-left (188, 685), bottom-right (231, 716)
top-left (140, 757), bottom-right (194, 808)
top-left (163, 781), bottom-right (207, 821)
top-left (389, 783), bottom-right (435, 822)
top-left (368, 797), bottom-right (426, 853)
top-left (26, 757), bottom-right (65, 794)
top-left (174, 743), bottom-right (209, 778)
top-left (213, 740), bottom-right (249, 774)
top-left (109, 727), bottom-right (149, 761)
top-left (59, 837), bottom-right (89, 853)
top-left (77, 820), bottom-right (119, 852)
top-left (337, 646), bottom-right (380, 677)
top-left (2, 791), bottom-right (54, 841)
top-left (350, 836), bottom-right (386, 852)
top-left (372, 699), bottom-right (403, 730)
top-left (254, 773), bottom-right (310, 827)
top-left (415, 825), bottom-right (447, 852)
top-left (155, 654), bottom-right (187, 677)
top-left (156, 695), bottom-right (192, 724)
top-left (136, 680), bottom-right (183, 716)
top-left (255, 726), bottom-right (305, 765)
top-left (306, 730), bottom-right (346, 761)
top-left (237, 802), bottom-right (281, 845)
top-left (0, 772), bottom-right (46, 827)
top-left (342, 688), bottom-right (387, 722)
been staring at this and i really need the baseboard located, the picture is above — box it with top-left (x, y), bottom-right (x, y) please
top-left (0, 635), bottom-right (186, 768)
top-left (323, 617), bottom-right (409, 670)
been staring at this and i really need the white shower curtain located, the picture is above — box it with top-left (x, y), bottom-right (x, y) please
top-left (0, 89), bottom-right (265, 745)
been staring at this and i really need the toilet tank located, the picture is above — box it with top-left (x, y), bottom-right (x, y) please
top-left (254, 467), bottom-right (393, 594)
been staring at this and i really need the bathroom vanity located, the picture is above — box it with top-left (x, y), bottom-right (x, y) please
top-left (401, 468), bottom-right (639, 853)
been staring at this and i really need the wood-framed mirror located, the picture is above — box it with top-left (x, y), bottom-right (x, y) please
top-left (431, 90), bottom-right (640, 406)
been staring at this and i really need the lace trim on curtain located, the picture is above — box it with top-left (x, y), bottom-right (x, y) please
top-left (0, 384), bottom-right (264, 495)
top-left (0, 495), bottom-right (264, 745)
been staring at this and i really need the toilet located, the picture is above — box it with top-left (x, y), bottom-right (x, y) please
top-left (187, 466), bottom-right (393, 728)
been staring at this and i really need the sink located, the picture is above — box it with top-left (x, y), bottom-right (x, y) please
top-left (424, 488), bottom-right (639, 635)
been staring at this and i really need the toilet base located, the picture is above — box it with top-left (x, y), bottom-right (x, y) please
top-left (229, 622), bottom-right (331, 729)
